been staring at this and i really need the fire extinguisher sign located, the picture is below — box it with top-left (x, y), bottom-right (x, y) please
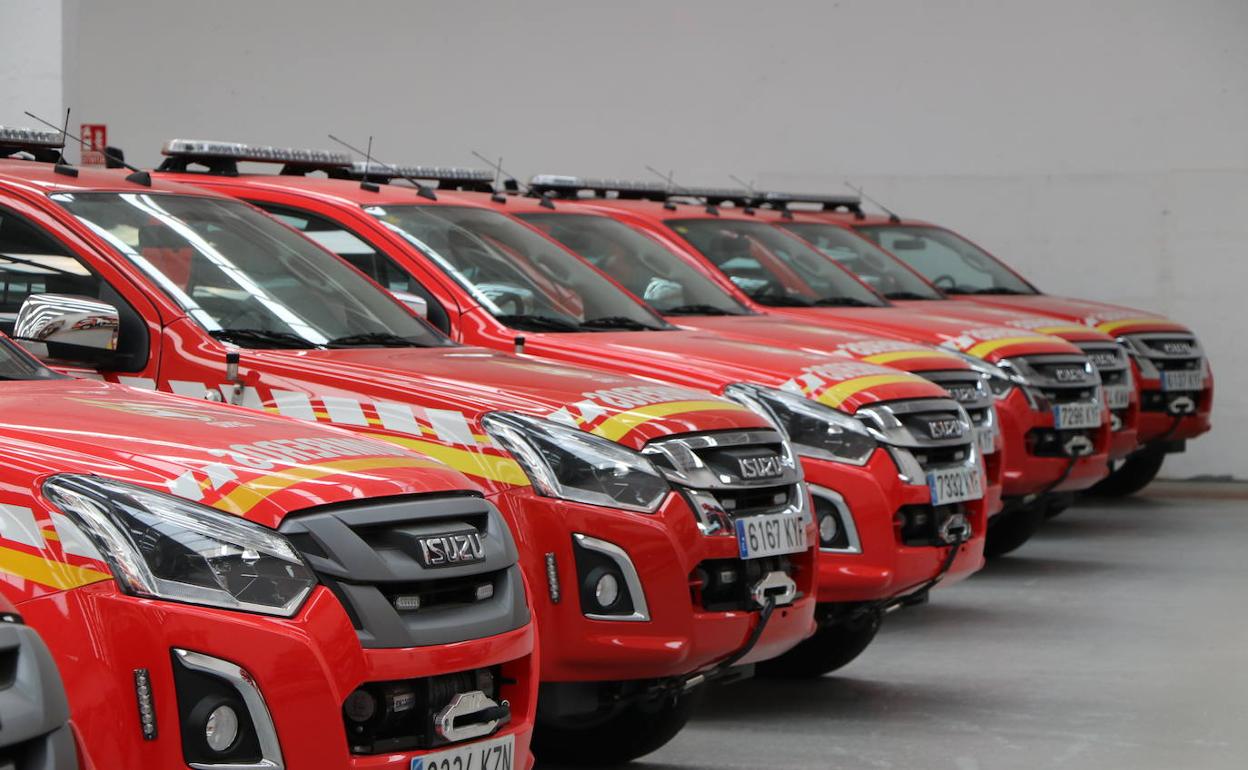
top-left (80, 124), bottom-right (107, 165)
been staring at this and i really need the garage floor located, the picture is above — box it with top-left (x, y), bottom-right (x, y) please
top-left (638, 483), bottom-right (1248, 770)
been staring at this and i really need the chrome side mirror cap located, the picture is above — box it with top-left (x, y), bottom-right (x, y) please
top-left (390, 290), bottom-right (429, 319)
top-left (14, 293), bottom-right (120, 362)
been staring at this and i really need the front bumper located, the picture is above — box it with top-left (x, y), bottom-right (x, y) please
top-left (491, 488), bottom-right (817, 682)
top-left (1134, 378), bottom-right (1214, 447)
top-left (19, 583), bottom-right (536, 770)
top-left (995, 389), bottom-right (1111, 498)
top-left (802, 452), bottom-right (988, 606)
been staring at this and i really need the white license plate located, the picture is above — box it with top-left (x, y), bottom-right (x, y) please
top-left (927, 466), bottom-right (984, 505)
top-left (412, 734), bottom-right (514, 770)
top-left (1161, 369), bottom-right (1204, 392)
top-left (976, 426), bottom-right (997, 455)
top-left (1103, 385), bottom-right (1132, 410)
top-left (1054, 401), bottom-right (1102, 430)
top-left (736, 511), bottom-right (809, 559)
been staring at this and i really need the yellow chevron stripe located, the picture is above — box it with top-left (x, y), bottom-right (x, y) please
top-left (813, 374), bottom-right (919, 408)
top-left (590, 400), bottom-right (751, 442)
top-left (862, 350), bottom-right (959, 365)
top-left (0, 545), bottom-right (110, 591)
top-left (364, 433), bottom-right (531, 487)
top-left (213, 457), bottom-right (447, 514)
top-left (966, 336), bottom-right (1056, 358)
top-left (1095, 317), bottom-right (1173, 335)
top-left (1034, 324), bottom-right (1096, 335)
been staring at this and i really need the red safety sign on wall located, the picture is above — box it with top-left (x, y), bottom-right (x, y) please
top-left (80, 124), bottom-right (108, 165)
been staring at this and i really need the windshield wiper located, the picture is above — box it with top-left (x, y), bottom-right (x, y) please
top-left (952, 286), bottom-right (1030, 295)
top-left (579, 316), bottom-right (662, 331)
top-left (210, 328), bottom-right (322, 349)
top-left (748, 291), bottom-right (813, 307)
top-left (325, 332), bottom-right (427, 348)
top-left (495, 314), bottom-right (584, 332)
top-left (813, 296), bottom-right (878, 307)
top-left (662, 304), bottom-right (742, 316)
top-left (882, 291), bottom-right (937, 301)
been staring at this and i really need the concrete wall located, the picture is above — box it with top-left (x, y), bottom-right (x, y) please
top-left (0, 0), bottom-right (64, 127)
top-left (26, 0), bottom-right (1248, 476)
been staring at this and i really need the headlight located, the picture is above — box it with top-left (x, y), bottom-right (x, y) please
top-left (1115, 336), bottom-right (1160, 379)
top-left (725, 383), bottom-right (878, 465)
top-left (482, 412), bottom-right (670, 512)
top-left (42, 475), bottom-right (316, 617)
top-left (946, 350), bottom-right (1020, 399)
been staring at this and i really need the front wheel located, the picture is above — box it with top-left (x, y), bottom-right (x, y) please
top-left (1088, 446), bottom-right (1166, 498)
top-left (533, 690), bottom-right (701, 766)
top-left (984, 502), bottom-right (1046, 557)
top-left (756, 610), bottom-right (882, 678)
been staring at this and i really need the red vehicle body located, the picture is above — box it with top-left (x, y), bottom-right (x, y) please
top-left (0, 147), bottom-right (817, 763)
top-left (154, 148), bottom-right (989, 679)
top-left (842, 211), bottom-right (1212, 495)
top-left (0, 335), bottom-right (536, 769)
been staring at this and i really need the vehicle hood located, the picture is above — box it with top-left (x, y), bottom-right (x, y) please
top-left (514, 327), bottom-right (950, 413)
top-left (0, 378), bottom-right (477, 529)
top-left (760, 306), bottom-right (1086, 363)
top-left (891, 299), bottom-right (1115, 343)
top-left (672, 314), bottom-right (976, 374)
top-left (954, 295), bottom-right (1191, 337)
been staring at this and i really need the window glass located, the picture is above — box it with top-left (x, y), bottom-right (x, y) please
top-left (780, 223), bottom-right (943, 300)
top-left (0, 208), bottom-right (100, 322)
top-left (858, 225), bottom-right (1036, 295)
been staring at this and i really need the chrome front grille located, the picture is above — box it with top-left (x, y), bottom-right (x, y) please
top-left (854, 397), bottom-right (979, 481)
top-left (1005, 353), bottom-right (1101, 405)
top-left (643, 428), bottom-right (804, 536)
top-left (1122, 333), bottom-right (1206, 380)
top-left (1076, 342), bottom-right (1134, 426)
top-left (920, 369), bottom-right (998, 454)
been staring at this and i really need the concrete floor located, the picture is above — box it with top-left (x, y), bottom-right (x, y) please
top-left (641, 484), bottom-right (1248, 770)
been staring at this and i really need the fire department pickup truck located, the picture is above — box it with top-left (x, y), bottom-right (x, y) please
top-left (843, 209), bottom-right (1212, 497)
top-left (0, 131), bottom-right (815, 765)
top-left (151, 143), bottom-right (988, 687)
top-left (0, 594), bottom-right (79, 769)
top-left (0, 329), bottom-right (535, 770)
top-left (522, 178), bottom-right (1112, 555)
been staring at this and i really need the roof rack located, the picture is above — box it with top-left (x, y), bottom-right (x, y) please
top-left (331, 163), bottom-right (497, 193)
top-left (528, 175), bottom-right (675, 201)
top-left (0, 125), bottom-right (66, 163)
top-left (757, 191), bottom-right (863, 215)
top-left (157, 139), bottom-right (352, 176)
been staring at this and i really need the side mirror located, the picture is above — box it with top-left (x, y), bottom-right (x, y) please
top-left (389, 290), bottom-right (429, 319)
top-left (14, 294), bottom-right (121, 365)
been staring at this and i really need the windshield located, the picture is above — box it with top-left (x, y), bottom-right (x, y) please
top-left (666, 219), bottom-right (887, 308)
top-left (0, 336), bottom-right (60, 381)
top-left (50, 193), bottom-right (447, 349)
top-left (857, 225), bottom-right (1037, 295)
top-left (780, 223), bottom-right (944, 300)
top-left (364, 204), bottom-right (671, 333)
top-left (519, 213), bottom-right (751, 316)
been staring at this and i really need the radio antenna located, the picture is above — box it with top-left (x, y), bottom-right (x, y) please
top-left (25, 110), bottom-right (151, 186)
top-left (52, 108), bottom-right (77, 177)
top-left (470, 150), bottom-right (526, 203)
top-left (845, 181), bottom-right (901, 223)
top-left (643, 165), bottom-right (716, 214)
top-left (728, 174), bottom-right (760, 214)
top-left (327, 134), bottom-right (438, 200)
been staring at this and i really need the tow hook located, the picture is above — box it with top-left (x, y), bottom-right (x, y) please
top-left (434, 690), bottom-right (510, 743)
top-left (1062, 435), bottom-right (1095, 457)
top-left (750, 571), bottom-right (797, 609)
top-left (938, 513), bottom-right (971, 545)
top-left (1166, 395), bottom-right (1197, 416)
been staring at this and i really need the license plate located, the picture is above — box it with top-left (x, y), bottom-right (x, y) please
top-left (736, 511), bottom-right (809, 559)
top-left (412, 734), bottom-right (514, 770)
top-left (976, 426), bottom-right (997, 455)
top-left (927, 466), bottom-right (984, 505)
top-left (1054, 401), bottom-right (1102, 430)
top-left (1103, 385), bottom-right (1132, 410)
top-left (1161, 369), bottom-right (1204, 392)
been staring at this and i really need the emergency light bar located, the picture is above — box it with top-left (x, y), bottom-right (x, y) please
top-left (529, 175), bottom-right (683, 201)
top-left (759, 191), bottom-right (863, 214)
top-left (340, 163), bottom-right (497, 192)
top-left (158, 139), bottom-right (352, 175)
top-left (0, 126), bottom-right (67, 163)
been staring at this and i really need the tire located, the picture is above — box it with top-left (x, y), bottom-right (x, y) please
top-left (984, 502), bottom-right (1046, 557)
top-left (1043, 493), bottom-right (1075, 519)
top-left (533, 690), bottom-right (701, 766)
top-left (1088, 446), bottom-right (1166, 498)
top-left (756, 610), bottom-right (882, 678)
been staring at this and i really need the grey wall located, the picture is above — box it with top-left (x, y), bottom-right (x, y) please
top-left (22, 0), bottom-right (1248, 476)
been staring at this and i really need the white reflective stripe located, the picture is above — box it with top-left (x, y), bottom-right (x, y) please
top-left (375, 401), bottom-right (423, 434)
top-left (572, 399), bottom-right (607, 422)
top-left (74, 370), bottom-right (105, 381)
top-left (322, 396), bottom-right (369, 426)
top-left (168, 470), bottom-right (204, 501)
top-left (169, 380), bottom-right (211, 398)
top-left (203, 463), bottom-right (238, 489)
top-left (547, 407), bottom-right (579, 426)
top-left (215, 385), bottom-right (265, 409)
top-left (0, 504), bottom-right (43, 548)
top-left (49, 512), bottom-right (104, 561)
top-left (799, 373), bottom-right (826, 392)
top-left (427, 408), bottom-right (476, 445)
top-left (271, 390), bottom-right (316, 421)
top-left (117, 376), bottom-right (157, 390)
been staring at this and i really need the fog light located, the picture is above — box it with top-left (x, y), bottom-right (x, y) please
top-left (205, 704), bottom-right (239, 753)
top-left (818, 513), bottom-right (838, 545)
top-left (474, 582), bottom-right (494, 601)
top-left (594, 573), bottom-right (620, 608)
top-left (344, 689), bottom-right (376, 723)
top-left (392, 594), bottom-right (421, 612)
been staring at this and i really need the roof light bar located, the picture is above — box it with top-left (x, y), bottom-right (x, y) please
top-left (759, 191), bottom-right (863, 213)
top-left (337, 162), bottom-right (497, 193)
top-left (0, 125), bottom-right (66, 149)
top-left (162, 139), bottom-right (352, 166)
top-left (529, 175), bottom-right (675, 200)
